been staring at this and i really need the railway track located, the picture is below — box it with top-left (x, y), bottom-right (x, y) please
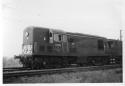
top-left (3, 64), bottom-right (122, 79)
top-left (3, 67), bottom-right (30, 72)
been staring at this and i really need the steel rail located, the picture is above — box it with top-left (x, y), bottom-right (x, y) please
top-left (3, 67), bottom-right (30, 72)
top-left (3, 64), bottom-right (122, 78)
top-left (3, 67), bottom-right (23, 69)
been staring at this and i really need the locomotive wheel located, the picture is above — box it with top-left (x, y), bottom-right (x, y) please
top-left (19, 57), bottom-right (31, 68)
top-left (30, 57), bottom-right (41, 69)
top-left (91, 58), bottom-right (103, 66)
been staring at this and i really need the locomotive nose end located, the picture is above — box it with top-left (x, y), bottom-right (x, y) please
top-left (22, 45), bottom-right (33, 55)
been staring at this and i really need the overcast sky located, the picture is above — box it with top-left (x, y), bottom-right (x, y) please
top-left (2, 0), bottom-right (124, 57)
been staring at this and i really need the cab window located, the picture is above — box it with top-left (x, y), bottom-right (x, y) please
top-left (62, 35), bottom-right (67, 42)
top-left (54, 34), bottom-right (62, 42)
top-left (49, 32), bottom-right (52, 37)
top-left (108, 41), bottom-right (114, 48)
top-left (49, 32), bottom-right (53, 43)
top-left (59, 35), bottom-right (61, 41)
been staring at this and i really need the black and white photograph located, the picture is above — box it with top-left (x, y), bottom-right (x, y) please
top-left (2, 0), bottom-right (124, 85)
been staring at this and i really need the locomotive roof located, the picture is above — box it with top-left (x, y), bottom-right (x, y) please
top-left (49, 29), bottom-right (66, 34)
top-left (49, 28), bottom-right (106, 39)
top-left (28, 26), bottom-right (50, 30)
top-left (26, 26), bottom-right (65, 33)
top-left (25, 26), bottom-right (106, 39)
top-left (66, 32), bottom-right (106, 39)
top-left (108, 39), bottom-right (122, 42)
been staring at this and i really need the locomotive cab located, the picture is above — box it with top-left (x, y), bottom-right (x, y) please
top-left (48, 29), bottom-right (68, 54)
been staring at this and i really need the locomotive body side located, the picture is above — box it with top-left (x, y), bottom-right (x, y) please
top-left (66, 33), bottom-right (109, 65)
top-left (32, 27), bottom-right (49, 56)
top-left (66, 33), bottom-right (107, 56)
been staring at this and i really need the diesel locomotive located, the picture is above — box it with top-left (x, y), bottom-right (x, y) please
top-left (15, 26), bottom-right (122, 69)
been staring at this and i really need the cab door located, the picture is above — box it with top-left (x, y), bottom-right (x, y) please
top-left (62, 35), bottom-right (69, 53)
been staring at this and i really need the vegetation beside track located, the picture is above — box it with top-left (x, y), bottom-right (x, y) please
top-left (3, 67), bottom-right (122, 83)
top-left (3, 64), bottom-right (122, 83)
